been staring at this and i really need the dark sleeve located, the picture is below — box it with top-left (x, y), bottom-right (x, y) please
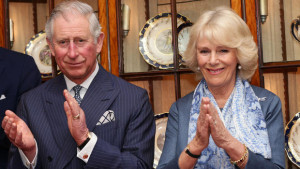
top-left (244, 95), bottom-right (285, 169)
top-left (17, 55), bottom-right (41, 102)
top-left (156, 102), bottom-right (180, 169)
top-left (85, 90), bottom-right (155, 169)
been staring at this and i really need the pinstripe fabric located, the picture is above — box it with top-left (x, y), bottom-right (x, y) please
top-left (7, 65), bottom-right (155, 169)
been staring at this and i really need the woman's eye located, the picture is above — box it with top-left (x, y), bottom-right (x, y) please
top-left (200, 50), bottom-right (209, 54)
top-left (219, 49), bottom-right (229, 53)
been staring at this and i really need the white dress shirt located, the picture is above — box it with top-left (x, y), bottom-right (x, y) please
top-left (20, 63), bottom-right (99, 168)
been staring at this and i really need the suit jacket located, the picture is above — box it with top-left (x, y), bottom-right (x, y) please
top-left (157, 85), bottom-right (285, 169)
top-left (7, 65), bottom-right (155, 169)
top-left (0, 47), bottom-right (41, 168)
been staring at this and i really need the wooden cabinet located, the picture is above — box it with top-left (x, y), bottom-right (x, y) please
top-left (98, 0), bottom-right (259, 114)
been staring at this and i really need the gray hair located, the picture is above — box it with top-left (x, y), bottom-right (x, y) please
top-left (184, 7), bottom-right (258, 81)
top-left (45, 0), bottom-right (101, 43)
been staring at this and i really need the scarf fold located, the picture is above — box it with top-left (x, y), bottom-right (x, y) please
top-left (188, 76), bottom-right (271, 169)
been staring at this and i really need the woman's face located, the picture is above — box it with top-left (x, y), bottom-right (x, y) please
top-left (196, 38), bottom-right (238, 90)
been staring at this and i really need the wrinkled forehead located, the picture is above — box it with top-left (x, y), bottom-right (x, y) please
top-left (55, 10), bottom-right (89, 22)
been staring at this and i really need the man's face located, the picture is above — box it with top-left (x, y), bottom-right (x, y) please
top-left (48, 13), bottom-right (104, 84)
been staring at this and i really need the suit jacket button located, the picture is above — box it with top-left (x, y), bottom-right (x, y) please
top-left (83, 154), bottom-right (89, 159)
top-left (48, 156), bottom-right (53, 162)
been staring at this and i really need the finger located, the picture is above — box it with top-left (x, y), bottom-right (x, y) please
top-left (206, 103), bottom-right (219, 120)
top-left (207, 115), bottom-right (216, 131)
top-left (202, 97), bottom-right (210, 104)
top-left (2, 116), bottom-right (9, 129)
top-left (8, 123), bottom-right (17, 140)
top-left (63, 90), bottom-right (80, 117)
top-left (15, 130), bottom-right (23, 148)
top-left (64, 101), bottom-right (71, 118)
top-left (4, 117), bottom-right (14, 134)
top-left (199, 98), bottom-right (208, 119)
top-left (63, 89), bottom-right (77, 107)
top-left (5, 110), bottom-right (21, 122)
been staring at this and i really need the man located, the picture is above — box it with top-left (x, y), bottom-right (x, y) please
top-left (0, 47), bottom-right (41, 168)
top-left (2, 1), bottom-right (155, 168)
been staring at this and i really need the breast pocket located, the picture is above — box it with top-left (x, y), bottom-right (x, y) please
top-left (93, 121), bottom-right (119, 142)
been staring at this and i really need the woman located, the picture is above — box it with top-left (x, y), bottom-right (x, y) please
top-left (157, 7), bottom-right (284, 169)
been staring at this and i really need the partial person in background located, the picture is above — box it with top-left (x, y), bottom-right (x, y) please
top-left (0, 47), bottom-right (41, 168)
top-left (2, 0), bottom-right (155, 168)
top-left (157, 7), bottom-right (285, 169)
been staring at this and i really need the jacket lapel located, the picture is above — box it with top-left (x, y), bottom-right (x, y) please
top-left (54, 66), bottom-right (120, 168)
top-left (80, 66), bottom-right (120, 131)
top-left (43, 75), bottom-right (78, 167)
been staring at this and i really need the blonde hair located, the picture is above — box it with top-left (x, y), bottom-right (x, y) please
top-left (184, 7), bottom-right (258, 80)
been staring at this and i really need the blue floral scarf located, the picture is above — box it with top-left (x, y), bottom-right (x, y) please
top-left (187, 76), bottom-right (271, 169)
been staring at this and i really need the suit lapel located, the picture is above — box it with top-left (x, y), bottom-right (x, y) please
top-left (54, 66), bottom-right (120, 168)
top-left (43, 75), bottom-right (77, 167)
top-left (81, 66), bottom-right (120, 131)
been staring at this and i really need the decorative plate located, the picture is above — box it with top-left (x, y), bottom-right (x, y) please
top-left (25, 31), bottom-right (58, 78)
top-left (139, 13), bottom-right (191, 69)
top-left (285, 112), bottom-right (300, 167)
top-left (178, 22), bottom-right (193, 60)
top-left (153, 112), bottom-right (169, 168)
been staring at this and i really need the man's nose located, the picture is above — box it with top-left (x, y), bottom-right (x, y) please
top-left (68, 41), bottom-right (78, 58)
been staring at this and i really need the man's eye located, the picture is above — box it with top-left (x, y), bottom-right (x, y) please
top-left (59, 40), bottom-right (66, 44)
top-left (58, 40), bottom-right (69, 47)
top-left (75, 39), bottom-right (86, 46)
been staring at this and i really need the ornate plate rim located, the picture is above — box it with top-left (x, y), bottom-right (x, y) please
top-left (139, 13), bottom-right (191, 69)
top-left (153, 112), bottom-right (169, 168)
top-left (25, 30), bottom-right (54, 78)
top-left (285, 112), bottom-right (300, 167)
top-left (177, 21), bottom-right (193, 59)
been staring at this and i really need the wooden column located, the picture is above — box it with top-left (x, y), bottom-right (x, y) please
top-left (0, 0), bottom-right (7, 48)
top-left (98, 0), bottom-right (119, 76)
top-left (231, 0), bottom-right (260, 86)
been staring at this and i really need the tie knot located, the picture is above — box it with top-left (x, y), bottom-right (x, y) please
top-left (72, 85), bottom-right (83, 104)
top-left (73, 85), bottom-right (82, 93)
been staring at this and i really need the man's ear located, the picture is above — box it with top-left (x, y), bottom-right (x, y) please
top-left (46, 38), bottom-right (55, 57)
top-left (96, 32), bottom-right (105, 53)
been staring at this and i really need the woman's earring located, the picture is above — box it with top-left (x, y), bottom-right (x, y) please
top-left (197, 67), bottom-right (200, 72)
top-left (238, 65), bottom-right (242, 70)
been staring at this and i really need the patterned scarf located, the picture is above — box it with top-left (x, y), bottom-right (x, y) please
top-left (187, 76), bottom-right (271, 169)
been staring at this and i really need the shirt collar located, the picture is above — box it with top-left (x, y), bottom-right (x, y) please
top-left (65, 63), bottom-right (99, 92)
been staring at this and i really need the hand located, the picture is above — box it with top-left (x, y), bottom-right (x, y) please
top-left (63, 89), bottom-right (89, 146)
top-left (189, 97), bottom-right (211, 154)
top-left (1, 110), bottom-right (36, 161)
top-left (206, 101), bottom-right (234, 149)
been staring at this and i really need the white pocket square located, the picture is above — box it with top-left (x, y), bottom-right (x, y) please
top-left (96, 110), bottom-right (115, 125)
top-left (0, 94), bottom-right (6, 100)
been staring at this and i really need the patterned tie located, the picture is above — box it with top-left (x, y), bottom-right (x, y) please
top-left (72, 85), bottom-right (83, 105)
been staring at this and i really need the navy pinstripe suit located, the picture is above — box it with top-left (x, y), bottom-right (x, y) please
top-left (0, 47), bottom-right (41, 168)
top-left (7, 65), bottom-right (155, 169)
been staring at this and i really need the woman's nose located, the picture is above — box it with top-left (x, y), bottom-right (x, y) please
top-left (209, 52), bottom-right (219, 65)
